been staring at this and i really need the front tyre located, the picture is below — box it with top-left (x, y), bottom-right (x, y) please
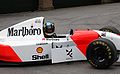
top-left (86, 38), bottom-right (118, 69)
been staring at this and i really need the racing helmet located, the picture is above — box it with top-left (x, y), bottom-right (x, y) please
top-left (43, 21), bottom-right (55, 36)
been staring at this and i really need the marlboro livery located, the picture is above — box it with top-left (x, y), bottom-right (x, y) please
top-left (0, 17), bottom-right (119, 69)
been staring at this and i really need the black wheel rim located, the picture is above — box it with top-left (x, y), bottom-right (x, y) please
top-left (90, 44), bottom-right (109, 66)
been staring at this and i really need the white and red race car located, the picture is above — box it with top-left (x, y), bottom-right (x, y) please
top-left (0, 17), bottom-right (119, 69)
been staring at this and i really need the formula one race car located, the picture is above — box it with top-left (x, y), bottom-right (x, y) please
top-left (0, 17), bottom-right (119, 69)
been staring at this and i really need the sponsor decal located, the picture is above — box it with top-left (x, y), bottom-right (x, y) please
top-left (7, 26), bottom-right (41, 37)
top-left (36, 43), bottom-right (48, 45)
top-left (56, 45), bottom-right (62, 48)
top-left (42, 38), bottom-right (46, 40)
top-left (101, 33), bottom-right (106, 37)
top-left (32, 54), bottom-right (49, 60)
top-left (93, 41), bottom-right (107, 46)
top-left (46, 38), bottom-right (59, 41)
top-left (36, 47), bottom-right (43, 53)
top-left (35, 19), bottom-right (41, 23)
top-left (66, 49), bottom-right (73, 60)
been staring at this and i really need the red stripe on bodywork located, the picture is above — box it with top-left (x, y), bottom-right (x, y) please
top-left (71, 30), bottom-right (99, 56)
top-left (0, 44), bottom-right (22, 62)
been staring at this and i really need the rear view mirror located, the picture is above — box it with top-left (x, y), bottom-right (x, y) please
top-left (70, 29), bottom-right (73, 35)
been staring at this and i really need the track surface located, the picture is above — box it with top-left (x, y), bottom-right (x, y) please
top-left (0, 3), bottom-right (120, 74)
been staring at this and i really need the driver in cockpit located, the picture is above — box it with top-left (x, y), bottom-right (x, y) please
top-left (43, 21), bottom-right (57, 38)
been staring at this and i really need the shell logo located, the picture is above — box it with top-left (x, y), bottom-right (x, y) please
top-left (36, 47), bottom-right (43, 53)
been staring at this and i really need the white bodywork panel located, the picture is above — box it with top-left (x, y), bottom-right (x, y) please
top-left (0, 17), bottom-right (45, 40)
top-left (51, 38), bottom-right (86, 63)
top-left (12, 43), bottom-right (51, 62)
top-left (51, 46), bottom-right (86, 63)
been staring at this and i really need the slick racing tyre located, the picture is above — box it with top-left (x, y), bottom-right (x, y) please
top-left (86, 38), bottom-right (118, 69)
top-left (99, 26), bottom-right (120, 34)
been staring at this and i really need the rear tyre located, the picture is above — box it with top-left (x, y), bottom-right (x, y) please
top-left (86, 38), bottom-right (118, 69)
top-left (99, 26), bottom-right (120, 34)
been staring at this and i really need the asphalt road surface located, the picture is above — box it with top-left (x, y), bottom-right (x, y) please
top-left (0, 3), bottom-right (120, 74)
